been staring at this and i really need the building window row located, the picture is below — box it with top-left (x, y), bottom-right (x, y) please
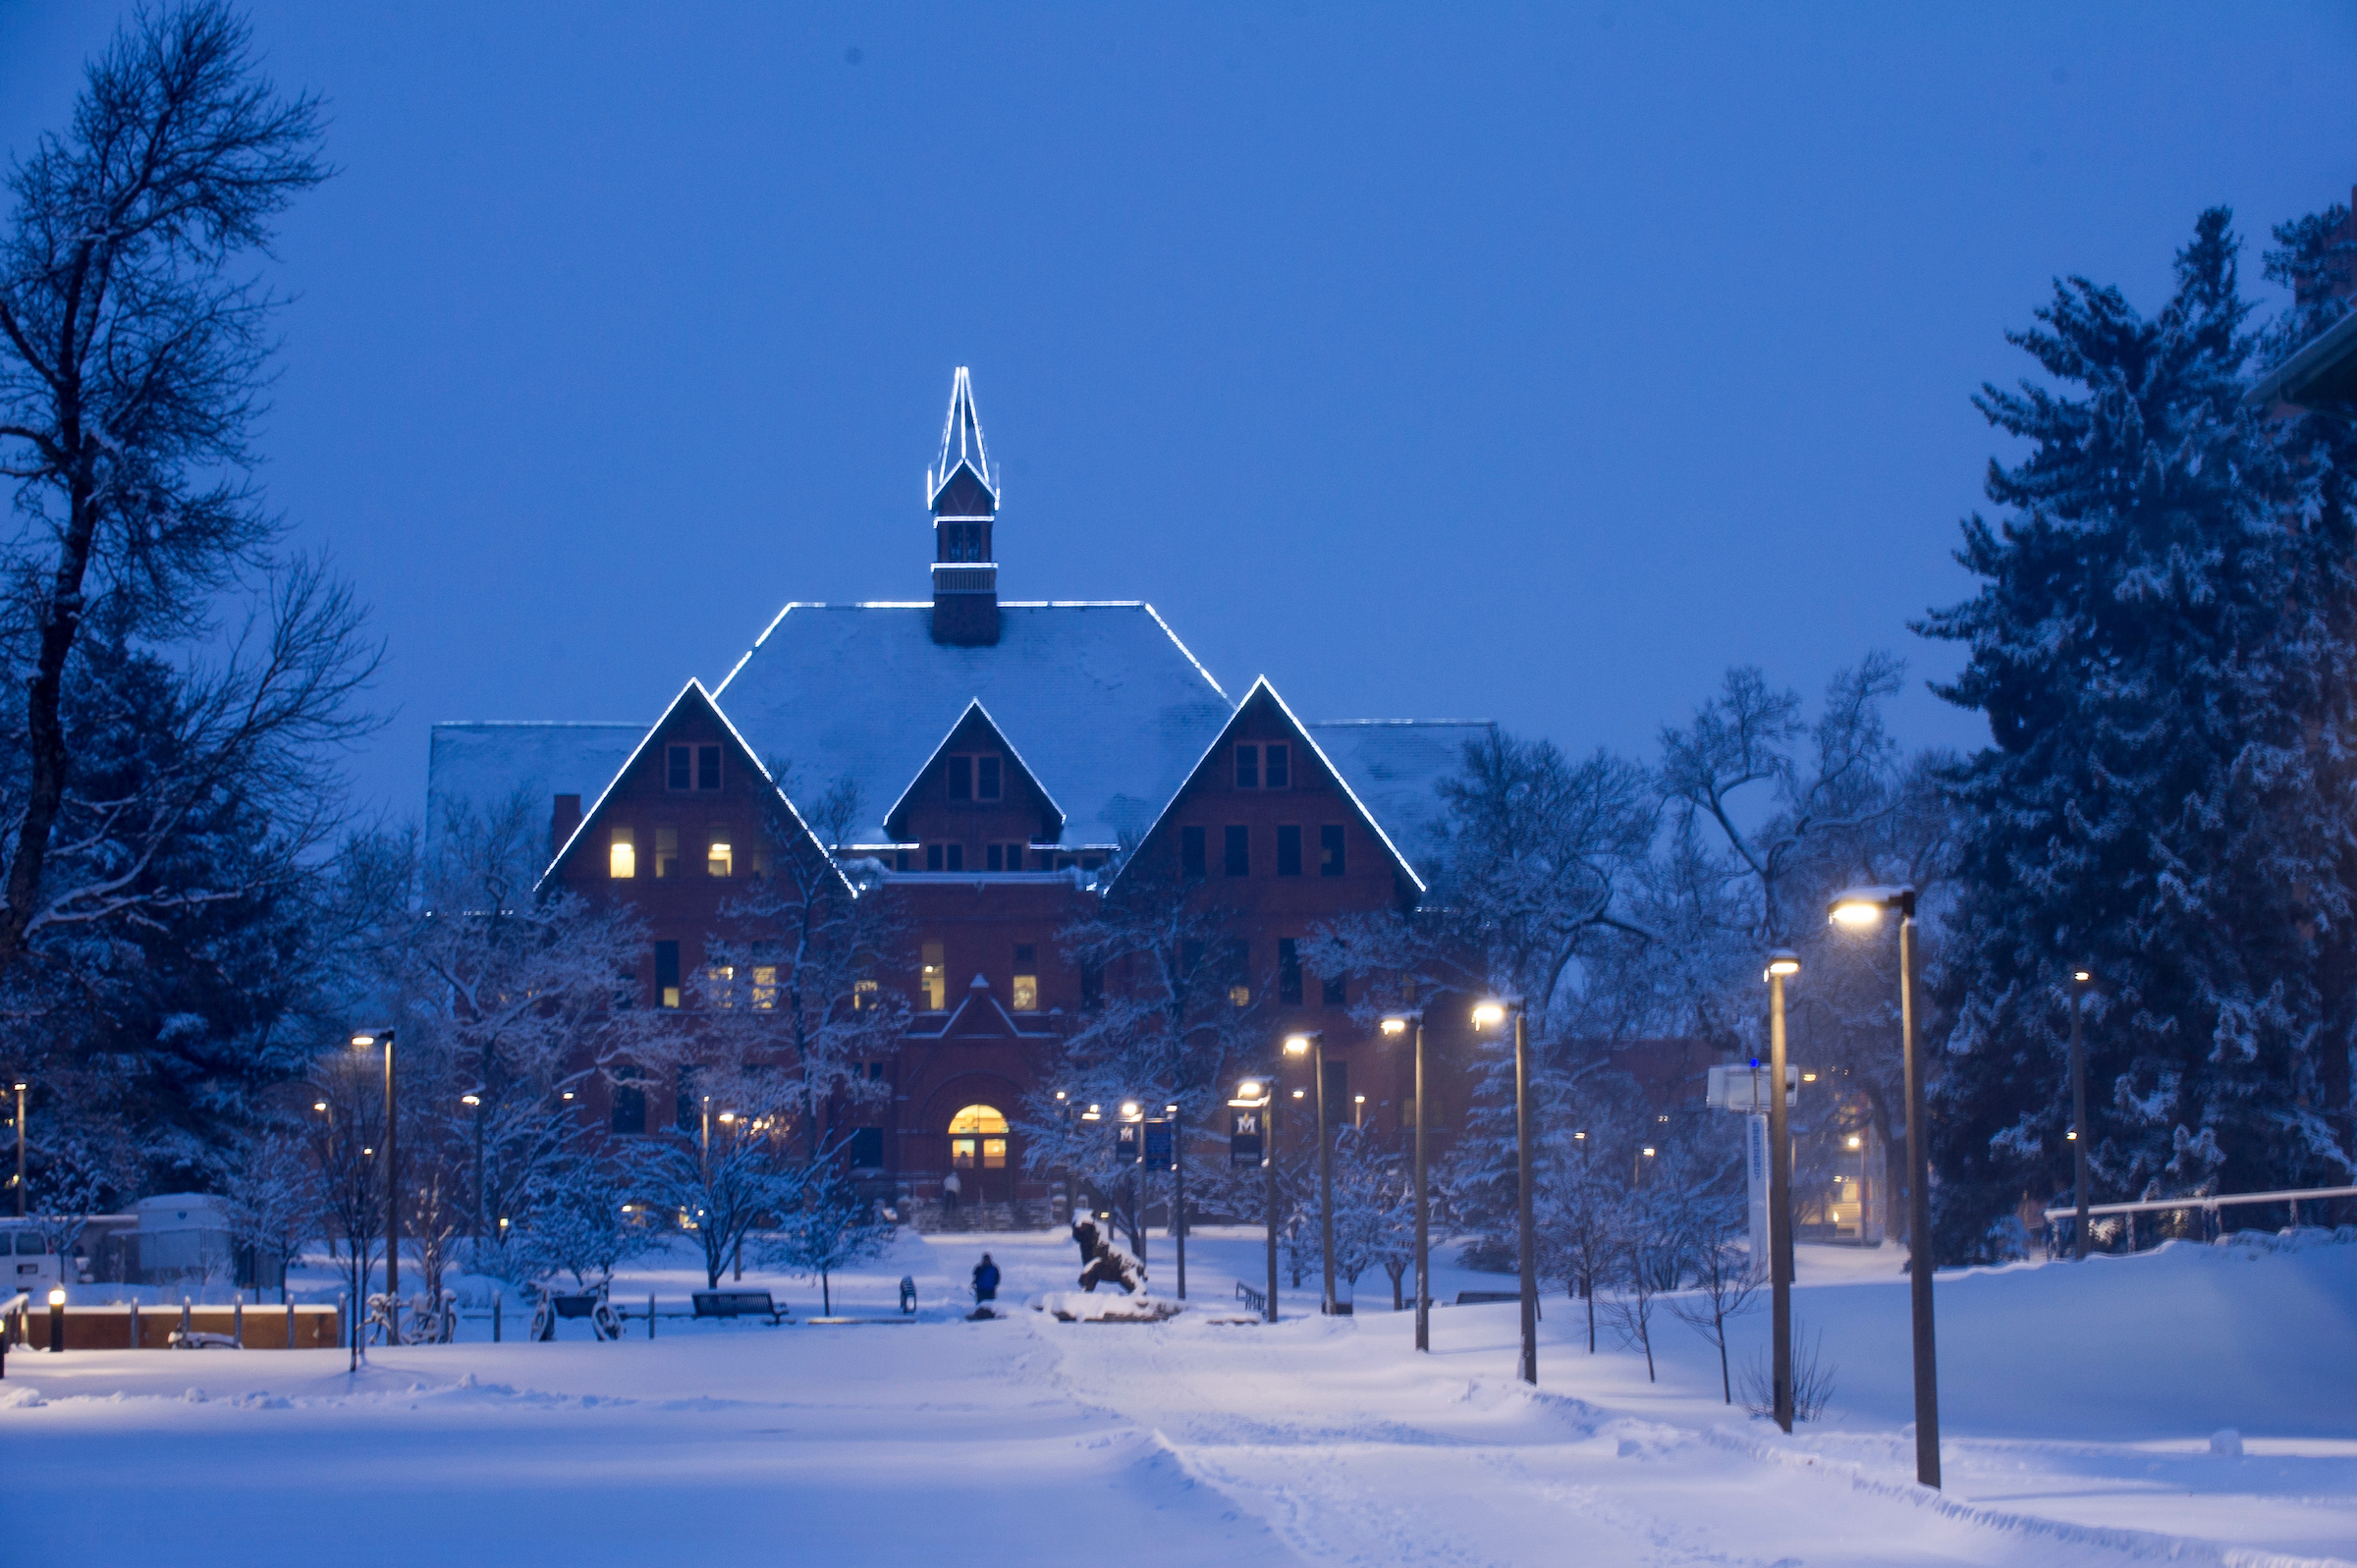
top-left (1181, 823), bottom-right (1346, 879)
top-left (912, 941), bottom-right (1044, 1013)
top-left (894, 842), bottom-right (1100, 873)
top-left (609, 824), bottom-right (758, 880)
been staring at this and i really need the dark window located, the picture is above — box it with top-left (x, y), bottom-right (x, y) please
top-left (1279, 938), bottom-right (1304, 1005)
top-left (676, 1068), bottom-right (697, 1133)
top-left (977, 755), bottom-right (1002, 800)
top-left (926, 843), bottom-right (944, 872)
top-left (610, 1085), bottom-right (647, 1136)
top-left (1014, 944), bottom-right (1036, 968)
top-left (1080, 960), bottom-right (1103, 1010)
top-left (696, 744), bottom-right (722, 790)
top-left (1323, 972), bottom-right (1346, 1007)
top-left (1266, 743), bottom-right (1290, 788)
top-left (1235, 744), bottom-right (1259, 788)
top-left (666, 745), bottom-right (690, 790)
top-left (1225, 939), bottom-right (1250, 1006)
top-left (846, 1127), bottom-right (885, 1168)
top-left (1277, 824), bottom-right (1302, 877)
top-left (654, 941), bottom-right (681, 1009)
top-left (1224, 825), bottom-right (1250, 877)
top-left (986, 843), bottom-right (1004, 872)
top-left (1181, 826), bottom-right (1206, 880)
top-left (948, 755), bottom-right (973, 800)
top-left (895, 849), bottom-right (912, 872)
top-left (945, 843), bottom-right (964, 872)
top-left (1320, 824), bottom-right (1346, 877)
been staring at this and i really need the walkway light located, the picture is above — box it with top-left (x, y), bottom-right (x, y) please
top-left (1470, 1000), bottom-right (1507, 1029)
top-left (1469, 996), bottom-right (1537, 1384)
top-left (1283, 1034), bottom-right (1312, 1055)
top-left (1380, 1017), bottom-right (1407, 1037)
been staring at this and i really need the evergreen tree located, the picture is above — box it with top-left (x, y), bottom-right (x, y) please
top-left (1920, 209), bottom-right (2357, 1261)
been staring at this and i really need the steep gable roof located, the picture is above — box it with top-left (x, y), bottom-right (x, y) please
top-left (713, 601), bottom-right (1231, 848)
top-left (1111, 676), bottom-right (1427, 898)
top-left (1306, 720), bottom-right (1494, 888)
top-left (880, 699), bottom-right (1066, 844)
top-left (539, 678), bottom-right (846, 895)
top-left (425, 722), bottom-right (643, 862)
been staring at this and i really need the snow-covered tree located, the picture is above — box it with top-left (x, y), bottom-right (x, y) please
top-left (1919, 208), bottom-right (2357, 1259)
top-left (223, 1131), bottom-right (315, 1305)
top-left (767, 1153), bottom-right (895, 1314)
top-left (632, 1127), bottom-right (806, 1290)
top-left (517, 1147), bottom-right (643, 1292)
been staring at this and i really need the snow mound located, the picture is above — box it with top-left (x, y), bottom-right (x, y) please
top-left (1033, 1291), bottom-right (1184, 1324)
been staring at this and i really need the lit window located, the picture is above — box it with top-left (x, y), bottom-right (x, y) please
top-left (708, 965), bottom-right (735, 1008)
top-left (921, 943), bottom-right (946, 1011)
top-left (752, 965), bottom-right (778, 1010)
top-left (1266, 743), bottom-right (1289, 787)
top-left (655, 942), bottom-right (681, 1009)
top-left (982, 1137), bottom-right (1007, 1169)
top-left (707, 836), bottom-right (733, 878)
top-left (656, 826), bottom-right (680, 879)
top-left (852, 978), bottom-right (878, 1010)
top-left (609, 827), bottom-right (635, 880)
top-left (1013, 944), bottom-right (1038, 1011)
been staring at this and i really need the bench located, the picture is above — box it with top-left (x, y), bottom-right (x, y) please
top-left (1454, 1289), bottom-right (1521, 1305)
top-left (691, 1289), bottom-right (787, 1325)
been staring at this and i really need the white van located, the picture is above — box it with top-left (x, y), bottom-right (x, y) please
top-left (0, 1222), bottom-right (70, 1290)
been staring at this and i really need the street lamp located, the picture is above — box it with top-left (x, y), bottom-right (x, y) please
top-left (1762, 948), bottom-right (1800, 1434)
top-left (1119, 1101), bottom-right (1146, 1270)
top-left (1283, 1033), bottom-right (1338, 1315)
top-left (1827, 884), bottom-right (1941, 1488)
top-left (2068, 968), bottom-right (2092, 1262)
top-left (352, 1030), bottom-right (398, 1344)
top-left (1382, 1010), bottom-right (1432, 1352)
top-left (13, 1080), bottom-right (25, 1217)
top-left (1231, 1077), bottom-right (1278, 1323)
top-left (1470, 997), bottom-right (1537, 1385)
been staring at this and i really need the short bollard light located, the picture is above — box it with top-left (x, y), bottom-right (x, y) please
top-left (48, 1285), bottom-right (66, 1353)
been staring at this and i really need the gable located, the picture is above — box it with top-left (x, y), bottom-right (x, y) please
top-left (540, 678), bottom-right (841, 893)
top-left (882, 700), bottom-right (1064, 844)
top-left (1112, 676), bottom-right (1426, 899)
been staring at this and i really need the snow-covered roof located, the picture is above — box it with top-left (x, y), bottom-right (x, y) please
top-left (714, 602), bottom-right (1232, 848)
top-left (425, 721), bottom-right (644, 858)
top-left (1304, 720), bottom-right (1493, 885)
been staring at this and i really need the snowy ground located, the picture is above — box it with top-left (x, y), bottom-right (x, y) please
top-left (6, 1227), bottom-right (2354, 1566)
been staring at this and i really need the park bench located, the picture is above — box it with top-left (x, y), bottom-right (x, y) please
top-left (691, 1289), bottom-right (788, 1325)
top-left (1454, 1290), bottom-right (1520, 1305)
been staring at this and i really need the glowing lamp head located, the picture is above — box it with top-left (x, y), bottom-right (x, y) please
top-left (1120, 1101), bottom-right (1140, 1119)
top-left (1235, 1080), bottom-right (1263, 1101)
top-left (1764, 948), bottom-right (1801, 980)
top-left (717, 1111), bottom-right (736, 1124)
top-left (461, 1094), bottom-right (480, 1107)
top-left (48, 1286), bottom-right (65, 1307)
top-left (1642, 1147), bottom-right (1656, 1159)
top-left (1470, 1000), bottom-right (1507, 1030)
top-left (312, 1101), bottom-right (328, 1113)
top-left (350, 1033), bottom-right (375, 1051)
top-left (1574, 1130), bottom-right (1586, 1140)
top-left (1828, 900), bottom-right (1884, 930)
top-left (2065, 1130), bottom-right (2078, 1141)
top-left (1291, 1088), bottom-right (1306, 1100)
top-left (1284, 1034), bottom-right (1313, 1056)
top-left (1845, 1135), bottom-right (1862, 1149)
top-left (2073, 969), bottom-right (2092, 983)
top-left (1380, 1016), bottom-right (1409, 1036)
top-left (1055, 1091), bottom-right (1068, 1102)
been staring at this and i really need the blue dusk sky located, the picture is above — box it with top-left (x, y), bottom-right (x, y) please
top-left (4, 3), bottom-right (2354, 819)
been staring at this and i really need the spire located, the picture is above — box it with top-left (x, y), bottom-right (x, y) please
top-left (926, 366), bottom-right (995, 509)
top-left (926, 367), bottom-right (1001, 646)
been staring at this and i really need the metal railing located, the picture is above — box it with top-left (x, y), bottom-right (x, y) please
top-left (2043, 1183), bottom-right (2357, 1224)
top-left (1234, 1279), bottom-right (1267, 1315)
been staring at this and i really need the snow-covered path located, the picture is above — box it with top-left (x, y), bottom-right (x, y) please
top-left (3, 1228), bottom-right (2351, 1566)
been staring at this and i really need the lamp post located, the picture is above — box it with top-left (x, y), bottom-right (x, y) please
top-left (1828, 884), bottom-right (1940, 1488)
top-left (2068, 968), bottom-right (2091, 1262)
top-left (1232, 1078), bottom-right (1278, 1323)
top-left (1471, 998), bottom-right (1536, 1385)
top-left (1283, 1033), bottom-right (1337, 1315)
top-left (1381, 1011), bottom-right (1430, 1352)
top-left (1763, 949), bottom-right (1801, 1434)
top-left (701, 1094), bottom-right (712, 1184)
top-left (352, 1031), bottom-right (397, 1344)
top-left (462, 1092), bottom-right (484, 1248)
top-left (12, 1080), bottom-right (25, 1217)
top-left (1119, 1101), bottom-right (1146, 1270)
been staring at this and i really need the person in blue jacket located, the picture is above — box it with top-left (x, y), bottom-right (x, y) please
top-left (971, 1254), bottom-right (1001, 1306)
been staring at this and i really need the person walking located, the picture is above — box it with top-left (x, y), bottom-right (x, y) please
top-left (971, 1254), bottom-right (1001, 1307)
top-left (942, 1168), bottom-right (962, 1213)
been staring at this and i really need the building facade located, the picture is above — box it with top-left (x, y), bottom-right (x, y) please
top-left (428, 371), bottom-right (1493, 1217)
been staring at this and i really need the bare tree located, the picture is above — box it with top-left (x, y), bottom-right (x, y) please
top-left (223, 1130), bottom-right (314, 1304)
top-left (0, 4), bottom-right (375, 978)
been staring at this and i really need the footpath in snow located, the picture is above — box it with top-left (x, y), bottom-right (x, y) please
top-left (1, 1226), bottom-right (2351, 1566)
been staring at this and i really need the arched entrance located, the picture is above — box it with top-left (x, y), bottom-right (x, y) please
top-left (948, 1105), bottom-right (1011, 1203)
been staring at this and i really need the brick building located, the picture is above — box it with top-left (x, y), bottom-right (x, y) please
top-left (428, 370), bottom-right (1491, 1216)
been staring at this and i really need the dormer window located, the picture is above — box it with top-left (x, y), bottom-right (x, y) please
top-left (668, 744), bottom-right (721, 792)
top-left (1235, 743), bottom-right (1288, 788)
top-left (947, 753), bottom-right (1002, 802)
